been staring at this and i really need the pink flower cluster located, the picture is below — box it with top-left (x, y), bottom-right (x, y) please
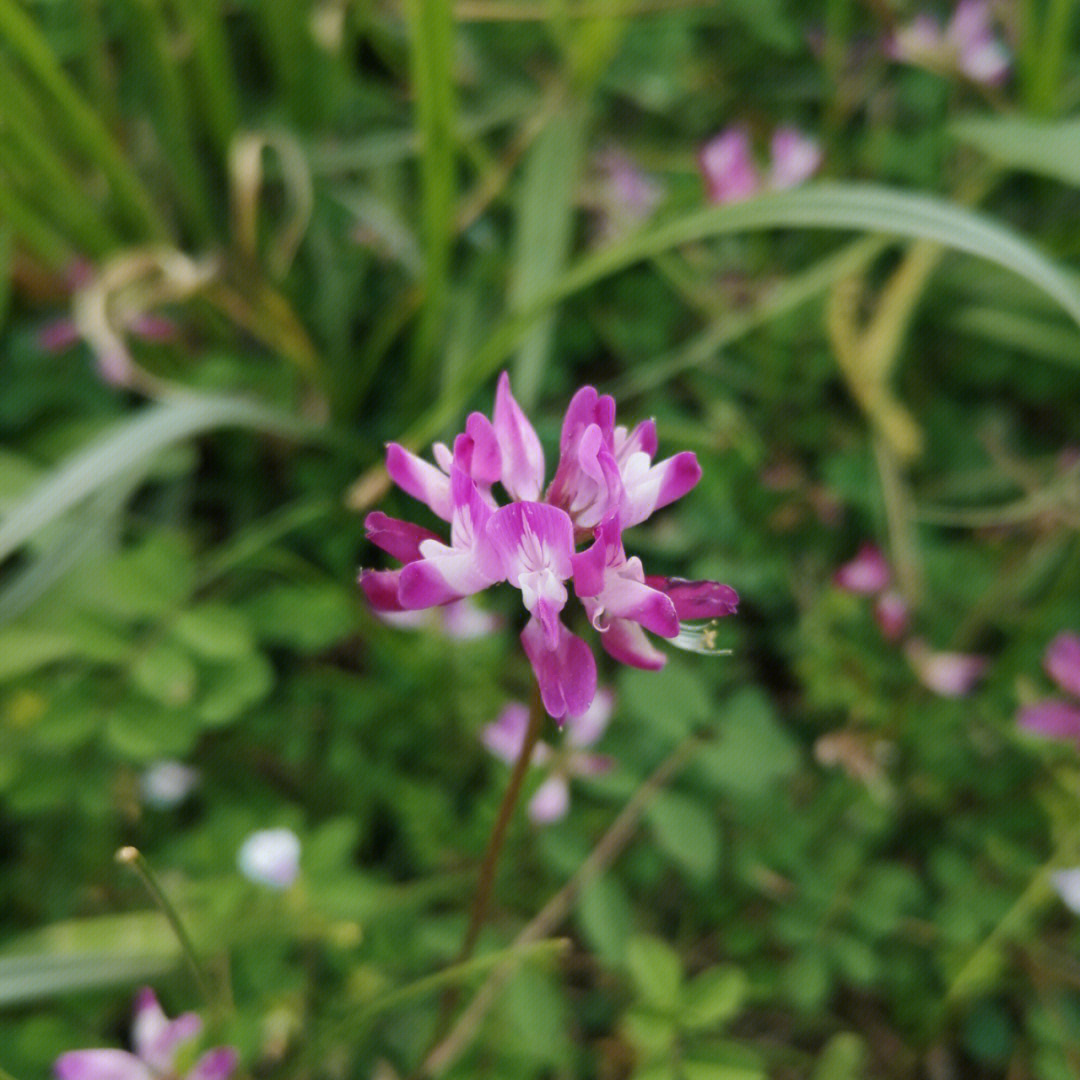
top-left (55, 989), bottom-right (236, 1080)
top-left (483, 690), bottom-right (615, 823)
top-left (888, 0), bottom-right (1010, 84)
top-left (834, 544), bottom-right (986, 698)
top-left (1018, 632), bottom-right (1080, 748)
top-left (361, 373), bottom-right (738, 719)
top-left (699, 126), bottom-right (821, 206)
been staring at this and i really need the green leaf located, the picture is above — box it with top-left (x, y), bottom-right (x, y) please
top-left (952, 116), bottom-right (1080, 188)
top-left (105, 701), bottom-right (201, 760)
top-left (693, 689), bottom-right (799, 800)
top-left (627, 935), bottom-right (683, 1008)
top-left (621, 659), bottom-right (712, 738)
top-left (245, 582), bottom-right (358, 651)
top-left (646, 792), bottom-right (721, 881)
top-left (196, 652), bottom-right (274, 725)
top-left (172, 604), bottom-right (256, 660)
top-left (129, 642), bottom-right (198, 708)
top-left (576, 874), bottom-right (633, 966)
top-left (812, 1034), bottom-right (867, 1080)
top-left (682, 965), bottom-right (748, 1030)
top-left (681, 1061), bottom-right (765, 1080)
top-left (0, 628), bottom-right (75, 682)
top-left (622, 1008), bottom-right (678, 1057)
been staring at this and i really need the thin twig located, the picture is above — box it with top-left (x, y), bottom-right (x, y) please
top-left (421, 733), bottom-right (704, 1077)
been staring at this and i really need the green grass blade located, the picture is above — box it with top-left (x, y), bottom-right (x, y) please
top-left (0, 394), bottom-right (314, 564)
top-left (422, 182), bottom-right (1080, 444)
top-left (404, 0), bottom-right (457, 390)
top-left (952, 116), bottom-right (1080, 187)
top-left (0, 0), bottom-right (166, 239)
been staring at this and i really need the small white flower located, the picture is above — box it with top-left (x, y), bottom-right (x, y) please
top-left (237, 828), bottom-right (301, 889)
top-left (140, 760), bottom-right (201, 809)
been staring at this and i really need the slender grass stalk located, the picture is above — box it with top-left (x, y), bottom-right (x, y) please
top-left (115, 846), bottom-right (216, 1008)
top-left (172, 0), bottom-right (241, 156)
top-left (1029, 0), bottom-right (1080, 115)
top-left (0, 181), bottom-right (71, 265)
top-left (75, 0), bottom-right (117, 129)
top-left (405, 0), bottom-right (456, 393)
top-left (0, 0), bottom-right (167, 239)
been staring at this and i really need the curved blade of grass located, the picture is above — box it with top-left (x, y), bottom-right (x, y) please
top-left (410, 182), bottom-right (1080, 443)
top-left (952, 116), bottom-right (1080, 187)
top-left (0, 395), bottom-right (314, 564)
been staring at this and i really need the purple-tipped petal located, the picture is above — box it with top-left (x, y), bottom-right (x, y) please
top-left (365, 512), bottom-right (443, 564)
top-left (1018, 699), bottom-right (1080, 743)
top-left (385, 443), bottom-right (453, 521)
top-left (619, 451), bottom-right (701, 528)
top-left (185, 1047), bottom-right (238, 1080)
top-left (1045, 632), bottom-right (1080, 699)
top-left (768, 127), bottom-right (822, 191)
top-left (699, 127), bottom-right (760, 205)
top-left (572, 515), bottom-right (622, 599)
top-left (528, 774), bottom-right (571, 823)
top-left (566, 687), bottom-right (614, 748)
top-left (614, 418), bottom-right (658, 463)
top-left (521, 617), bottom-right (597, 721)
top-left (464, 412), bottom-right (503, 485)
top-left (55, 1052), bottom-right (153, 1080)
top-left (644, 577), bottom-right (739, 620)
top-left (596, 616), bottom-right (667, 671)
top-left (486, 502), bottom-right (575, 586)
top-left (360, 568), bottom-right (405, 612)
top-left (594, 564), bottom-right (679, 639)
top-left (834, 544), bottom-right (891, 594)
top-left (493, 372), bottom-right (545, 501)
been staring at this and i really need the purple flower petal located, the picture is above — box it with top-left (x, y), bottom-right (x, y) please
top-left (1045, 632), bottom-right (1080, 699)
top-left (699, 127), bottom-right (760, 205)
top-left (907, 640), bottom-right (986, 698)
top-left (528, 774), bottom-right (571, 823)
top-left (644, 577), bottom-right (739, 620)
top-left (619, 450), bottom-right (701, 529)
top-left (364, 512), bottom-right (443, 564)
top-left (834, 544), bottom-right (891, 594)
top-left (1018, 699), bottom-right (1080, 743)
top-left (132, 988), bottom-right (202, 1071)
top-left (359, 568), bottom-right (406, 612)
top-left (874, 590), bottom-right (909, 641)
top-left (493, 372), bottom-right (545, 501)
top-left (768, 127), bottom-right (822, 191)
top-left (481, 702), bottom-right (532, 763)
top-left (566, 687), bottom-right (614, 748)
top-left (55, 1052), bottom-right (153, 1080)
top-left (385, 443), bottom-right (453, 521)
top-left (521, 617), bottom-right (597, 720)
top-left (185, 1047), bottom-right (238, 1080)
top-left (594, 613), bottom-right (666, 671)
top-left (463, 412), bottom-right (503, 486)
top-left (38, 317), bottom-right (81, 354)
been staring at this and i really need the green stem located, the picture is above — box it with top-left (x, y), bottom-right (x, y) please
top-left (116, 846), bottom-right (217, 1009)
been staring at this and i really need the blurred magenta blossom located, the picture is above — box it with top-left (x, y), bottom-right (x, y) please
top-left (905, 638), bottom-right (987, 698)
top-left (1018, 632), bottom-right (1080, 747)
top-left (888, 0), bottom-right (1010, 84)
top-left (699, 126), bottom-right (821, 206)
top-left (591, 148), bottom-right (664, 242)
top-left (375, 596), bottom-right (500, 639)
top-left (361, 373), bottom-right (738, 720)
top-left (237, 828), bottom-right (301, 889)
top-left (834, 543), bottom-right (911, 640)
top-left (483, 689), bottom-right (615, 823)
top-left (55, 989), bottom-right (237, 1080)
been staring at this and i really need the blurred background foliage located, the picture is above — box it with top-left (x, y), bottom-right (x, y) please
top-left (2, 0), bottom-right (1080, 1076)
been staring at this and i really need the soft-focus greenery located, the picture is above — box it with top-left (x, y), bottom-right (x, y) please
top-left (3, 0), bottom-right (1080, 1076)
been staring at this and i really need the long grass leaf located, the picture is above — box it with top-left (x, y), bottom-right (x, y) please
top-left (417, 183), bottom-right (1080, 442)
top-left (0, 395), bottom-right (313, 564)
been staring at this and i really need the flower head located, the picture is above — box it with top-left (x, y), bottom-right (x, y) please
top-left (889, 1), bottom-right (1010, 84)
top-left (361, 373), bottom-right (737, 719)
top-left (237, 828), bottom-right (301, 889)
top-left (483, 690), bottom-right (616, 823)
top-left (835, 544), bottom-right (892, 594)
top-left (55, 989), bottom-right (237, 1080)
top-left (906, 638), bottom-right (986, 698)
top-left (699, 125), bottom-right (820, 205)
top-left (1018, 631), bottom-right (1080, 749)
